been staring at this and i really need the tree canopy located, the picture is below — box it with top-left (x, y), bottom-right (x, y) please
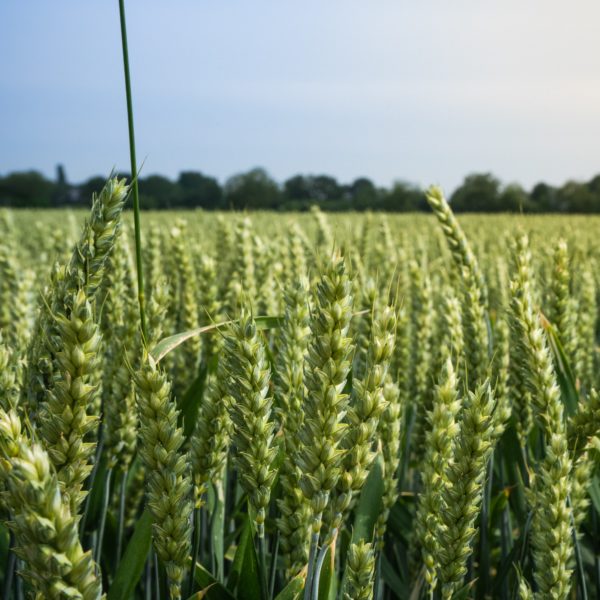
top-left (3, 166), bottom-right (600, 213)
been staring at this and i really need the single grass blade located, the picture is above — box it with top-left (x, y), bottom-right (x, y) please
top-left (352, 454), bottom-right (385, 543)
top-left (193, 562), bottom-right (236, 600)
top-left (453, 578), bottom-right (478, 600)
top-left (273, 571), bottom-right (305, 600)
top-left (381, 554), bottom-right (407, 598)
top-left (589, 475), bottom-right (600, 514)
top-left (227, 517), bottom-right (262, 600)
top-left (316, 537), bottom-right (336, 600)
top-left (539, 313), bottom-right (578, 415)
top-left (180, 365), bottom-right (208, 439)
top-left (80, 453), bottom-right (109, 536)
top-left (108, 508), bottom-right (153, 600)
top-left (150, 316), bottom-right (283, 363)
top-left (210, 479), bottom-right (226, 582)
top-left (151, 311), bottom-right (368, 363)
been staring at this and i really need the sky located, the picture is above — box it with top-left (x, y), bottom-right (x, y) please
top-left (2, 1), bottom-right (600, 193)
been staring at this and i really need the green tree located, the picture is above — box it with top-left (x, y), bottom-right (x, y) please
top-left (557, 181), bottom-right (597, 213)
top-left (530, 182), bottom-right (557, 212)
top-left (350, 177), bottom-right (379, 211)
top-left (309, 175), bottom-right (342, 203)
top-left (0, 171), bottom-right (56, 208)
top-left (177, 171), bottom-right (222, 209)
top-left (499, 183), bottom-right (531, 212)
top-left (450, 173), bottom-right (502, 212)
top-left (381, 181), bottom-right (424, 212)
top-left (224, 168), bottom-right (281, 210)
top-left (283, 175), bottom-right (344, 207)
top-left (139, 175), bottom-right (179, 209)
top-left (284, 175), bottom-right (312, 201)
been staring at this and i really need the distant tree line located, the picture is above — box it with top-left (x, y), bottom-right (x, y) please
top-left (2, 166), bottom-right (600, 213)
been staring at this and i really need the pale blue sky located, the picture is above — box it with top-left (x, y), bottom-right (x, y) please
top-left (2, 1), bottom-right (600, 191)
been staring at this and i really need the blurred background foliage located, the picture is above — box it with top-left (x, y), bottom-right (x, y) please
top-left (3, 166), bottom-right (600, 213)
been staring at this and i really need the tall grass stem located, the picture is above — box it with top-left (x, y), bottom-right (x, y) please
top-left (118, 0), bottom-right (147, 339)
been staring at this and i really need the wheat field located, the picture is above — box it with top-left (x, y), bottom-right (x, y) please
top-left (0, 182), bottom-right (598, 600)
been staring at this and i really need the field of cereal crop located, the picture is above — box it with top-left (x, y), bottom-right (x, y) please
top-left (0, 184), bottom-right (599, 599)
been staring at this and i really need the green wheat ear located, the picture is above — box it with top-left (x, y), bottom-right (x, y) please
top-left (134, 354), bottom-right (193, 600)
top-left (37, 289), bottom-right (102, 513)
top-left (510, 233), bottom-right (577, 600)
top-left (374, 377), bottom-right (403, 552)
top-left (25, 176), bottom-right (127, 385)
top-left (295, 252), bottom-right (355, 537)
top-left (102, 233), bottom-right (139, 472)
top-left (328, 302), bottom-right (396, 534)
top-left (426, 185), bottom-right (489, 388)
top-left (275, 277), bottom-right (312, 576)
top-left (549, 238), bottom-right (576, 359)
top-left (190, 368), bottom-right (232, 508)
top-left (425, 185), bottom-right (487, 304)
top-left (224, 308), bottom-right (278, 537)
top-left (414, 359), bottom-right (461, 591)
top-left (0, 409), bottom-right (102, 599)
top-left (294, 252), bottom-right (355, 596)
top-left (437, 379), bottom-right (504, 600)
top-left (169, 221), bottom-right (200, 395)
top-left (344, 540), bottom-right (376, 600)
